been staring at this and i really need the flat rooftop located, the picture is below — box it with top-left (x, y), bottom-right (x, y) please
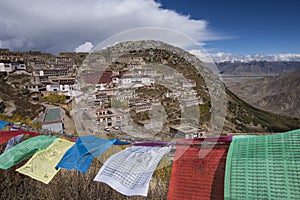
top-left (44, 107), bottom-right (62, 123)
top-left (169, 124), bottom-right (198, 134)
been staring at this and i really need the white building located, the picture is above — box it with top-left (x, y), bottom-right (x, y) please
top-left (95, 108), bottom-right (124, 128)
top-left (24, 84), bottom-right (41, 92)
top-left (46, 83), bottom-right (60, 92)
top-left (112, 89), bottom-right (136, 101)
top-left (169, 124), bottom-right (205, 139)
top-left (119, 75), bottom-right (154, 88)
top-left (11, 61), bottom-right (26, 70)
top-left (0, 60), bottom-right (13, 72)
top-left (45, 78), bottom-right (78, 92)
top-left (182, 80), bottom-right (196, 88)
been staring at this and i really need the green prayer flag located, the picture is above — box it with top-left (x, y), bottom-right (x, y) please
top-left (225, 129), bottom-right (300, 200)
top-left (0, 135), bottom-right (57, 170)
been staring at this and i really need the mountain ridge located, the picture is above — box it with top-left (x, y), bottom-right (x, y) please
top-left (224, 70), bottom-right (300, 119)
top-left (190, 50), bottom-right (300, 62)
top-left (217, 61), bottom-right (300, 75)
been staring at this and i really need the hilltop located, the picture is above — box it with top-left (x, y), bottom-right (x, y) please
top-left (89, 40), bottom-right (300, 133)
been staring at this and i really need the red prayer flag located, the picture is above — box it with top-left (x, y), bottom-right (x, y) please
top-left (167, 141), bottom-right (230, 200)
top-left (0, 130), bottom-right (39, 145)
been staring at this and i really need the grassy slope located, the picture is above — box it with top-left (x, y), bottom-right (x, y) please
top-left (0, 75), bottom-right (43, 119)
top-left (226, 88), bottom-right (300, 132)
top-left (113, 49), bottom-right (300, 133)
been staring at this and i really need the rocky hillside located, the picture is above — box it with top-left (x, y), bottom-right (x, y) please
top-left (86, 40), bottom-right (300, 133)
top-left (217, 61), bottom-right (300, 75)
top-left (225, 88), bottom-right (300, 132)
top-left (225, 70), bottom-right (300, 119)
top-left (0, 73), bottom-right (43, 119)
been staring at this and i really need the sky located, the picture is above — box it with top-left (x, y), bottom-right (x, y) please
top-left (0, 0), bottom-right (299, 55)
top-left (158, 0), bottom-right (300, 54)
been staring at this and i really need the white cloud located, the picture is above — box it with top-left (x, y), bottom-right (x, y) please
top-left (189, 49), bottom-right (215, 63)
top-left (190, 50), bottom-right (300, 62)
top-left (74, 42), bottom-right (94, 52)
top-left (0, 0), bottom-right (222, 53)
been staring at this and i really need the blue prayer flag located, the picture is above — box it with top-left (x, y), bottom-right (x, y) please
top-left (0, 120), bottom-right (9, 130)
top-left (114, 139), bottom-right (131, 145)
top-left (55, 136), bottom-right (116, 173)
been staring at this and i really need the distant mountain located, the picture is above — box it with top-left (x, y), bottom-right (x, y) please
top-left (225, 70), bottom-right (300, 119)
top-left (190, 50), bottom-right (300, 62)
top-left (212, 53), bottom-right (300, 62)
top-left (217, 61), bottom-right (300, 76)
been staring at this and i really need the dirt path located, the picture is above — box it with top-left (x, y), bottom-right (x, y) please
top-left (61, 109), bottom-right (76, 135)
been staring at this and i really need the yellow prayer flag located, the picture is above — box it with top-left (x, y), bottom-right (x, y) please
top-left (16, 138), bottom-right (74, 184)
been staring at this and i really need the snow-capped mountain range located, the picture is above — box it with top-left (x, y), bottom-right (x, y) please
top-left (190, 50), bottom-right (300, 62)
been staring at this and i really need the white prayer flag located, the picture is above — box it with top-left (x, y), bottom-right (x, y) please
top-left (94, 146), bottom-right (171, 196)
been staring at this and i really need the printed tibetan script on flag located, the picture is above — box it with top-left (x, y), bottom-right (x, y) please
top-left (55, 136), bottom-right (116, 173)
top-left (94, 146), bottom-right (171, 196)
top-left (0, 135), bottom-right (57, 169)
top-left (168, 141), bottom-right (230, 200)
top-left (17, 138), bottom-right (74, 184)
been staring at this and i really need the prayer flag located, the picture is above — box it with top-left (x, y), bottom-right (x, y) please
top-left (4, 134), bottom-right (24, 152)
top-left (114, 139), bottom-right (131, 145)
top-left (167, 137), bottom-right (231, 200)
top-left (0, 120), bottom-right (9, 130)
top-left (94, 146), bottom-right (171, 196)
top-left (16, 138), bottom-right (74, 184)
top-left (55, 136), bottom-right (116, 173)
top-left (133, 141), bottom-right (170, 147)
top-left (0, 130), bottom-right (39, 145)
top-left (0, 135), bottom-right (57, 169)
top-left (224, 129), bottom-right (300, 199)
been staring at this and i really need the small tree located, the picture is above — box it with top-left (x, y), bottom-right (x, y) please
top-left (32, 122), bottom-right (42, 129)
top-left (40, 93), bottom-right (66, 104)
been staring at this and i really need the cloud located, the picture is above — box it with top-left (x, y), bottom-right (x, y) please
top-left (74, 42), bottom-right (94, 52)
top-left (0, 0), bottom-right (222, 53)
top-left (190, 50), bottom-right (300, 62)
